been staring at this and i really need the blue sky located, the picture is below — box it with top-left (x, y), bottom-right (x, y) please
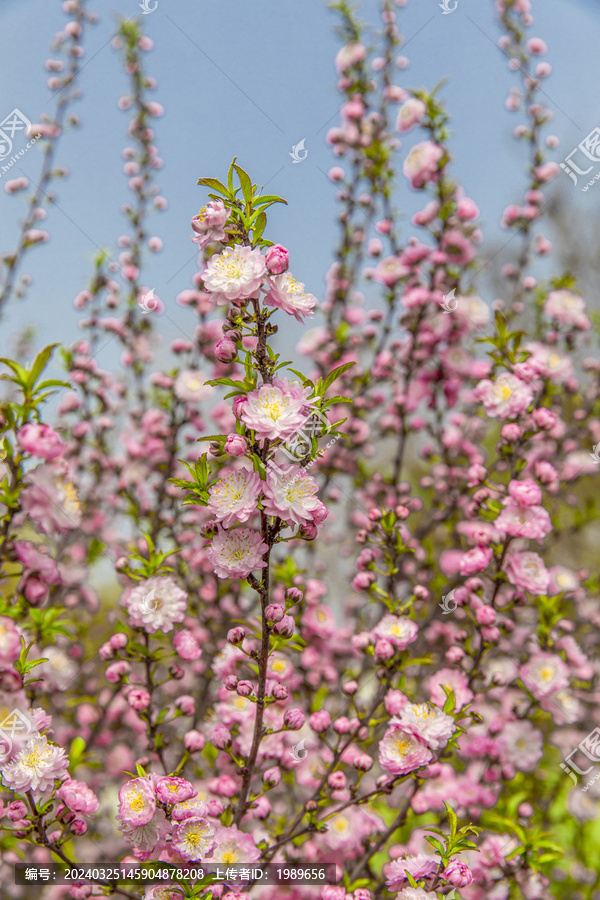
top-left (1, 0), bottom-right (599, 376)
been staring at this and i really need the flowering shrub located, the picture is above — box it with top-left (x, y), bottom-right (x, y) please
top-left (1, 2), bottom-right (600, 900)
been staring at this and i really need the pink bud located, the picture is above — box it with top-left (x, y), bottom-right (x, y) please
top-left (265, 244), bottom-right (290, 275)
top-left (224, 433), bottom-right (248, 457)
top-left (284, 708), bottom-right (306, 730)
top-left (184, 730), bottom-right (205, 752)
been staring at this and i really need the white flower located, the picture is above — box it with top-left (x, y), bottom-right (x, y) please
top-left (124, 576), bottom-right (187, 634)
top-left (174, 370), bottom-right (212, 403)
top-left (202, 246), bottom-right (266, 305)
top-left (393, 703), bottom-right (455, 750)
top-left (1, 734), bottom-right (68, 792)
top-left (37, 647), bottom-right (79, 691)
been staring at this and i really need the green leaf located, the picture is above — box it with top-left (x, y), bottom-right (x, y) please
top-left (322, 362), bottom-right (356, 392)
top-left (254, 194), bottom-right (288, 208)
top-left (29, 343), bottom-right (59, 387)
top-left (253, 211), bottom-right (267, 243)
top-left (69, 736), bottom-right (87, 772)
top-left (234, 164), bottom-right (253, 204)
top-left (196, 177), bottom-right (229, 196)
top-left (444, 801), bottom-right (458, 838)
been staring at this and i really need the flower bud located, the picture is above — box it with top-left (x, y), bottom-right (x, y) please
top-left (214, 338), bottom-right (237, 363)
top-left (227, 626), bottom-right (245, 645)
top-left (272, 614), bottom-right (295, 638)
top-left (309, 710), bottom-right (331, 732)
top-left (184, 730), bottom-right (205, 752)
top-left (265, 604), bottom-right (285, 624)
top-left (283, 709), bottom-right (306, 730)
top-left (271, 683), bottom-right (288, 701)
top-left (237, 681), bottom-right (253, 697)
top-left (263, 766), bottom-right (281, 786)
top-left (265, 244), bottom-right (289, 275)
top-left (224, 434), bottom-right (248, 457)
top-left (224, 675), bottom-right (238, 691)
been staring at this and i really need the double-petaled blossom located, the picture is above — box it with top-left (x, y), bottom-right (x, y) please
top-left (393, 702), bottom-right (455, 750)
top-left (378, 724), bottom-right (432, 775)
top-left (171, 816), bottom-right (216, 861)
top-left (385, 854), bottom-right (438, 890)
top-left (117, 777), bottom-right (156, 828)
top-left (263, 273), bottom-right (317, 322)
top-left (206, 528), bottom-right (268, 579)
top-left (208, 467), bottom-right (262, 529)
top-left (543, 289), bottom-right (590, 330)
top-left (403, 141), bottom-right (444, 189)
top-left (1, 734), bottom-right (68, 793)
top-left (191, 199), bottom-right (229, 249)
top-left (504, 551), bottom-right (549, 595)
top-left (262, 464), bottom-right (325, 526)
top-left (123, 577), bottom-right (188, 634)
top-left (239, 378), bottom-right (314, 442)
top-left (474, 372), bottom-right (534, 420)
top-left (202, 245), bottom-right (266, 306)
top-left (56, 778), bottom-right (100, 815)
top-left (17, 423), bottom-right (66, 461)
top-left (211, 825), bottom-right (261, 863)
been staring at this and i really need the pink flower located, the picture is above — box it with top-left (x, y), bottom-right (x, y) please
top-left (396, 98), bottom-right (427, 132)
top-left (171, 796), bottom-right (209, 821)
top-left (441, 230), bottom-right (476, 265)
top-left (523, 341), bottom-right (573, 383)
top-left (393, 703), bottom-right (455, 750)
top-left (173, 629), bottom-right (202, 661)
top-left (335, 41), bottom-right (367, 73)
top-left (208, 467), bottom-right (262, 529)
top-left (117, 809), bottom-right (169, 856)
top-left (19, 463), bottom-right (81, 535)
top-left (543, 289), bottom-right (590, 330)
top-left (372, 615), bottom-right (418, 650)
top-left (212, 825), bottom-right (261, 863)
top-left (224, 434), bottom-right (248, 457)
top-left (57, 778), bottom-right (99, 815)
top-left (118, 777), bottom-right (156, 828)
top-left (520, 652), bottom-right (569, 699)
top-left (495, 503), bottom-right (552, 541)
top-left (429, 668), bottom-right (474, 710)
top-left (497, 721), bottom-right (544, 772)
top-left (386, 854), bottom-right (438, 890)
top-left (372, 256), bottom-right (409, 287)
top-left (265, 244), bottom-right (289, 275)
top-left (123, 576), bottom-right (187, 634)
top-left (459, 546), bottom-right (493, 575)
top-left (263, 273), bottom-right (317, 322)
top-left (207, 528), bottom-right (268, 579)
top-left (474, 372), bottom-right (534, 420)
top-left (171, 817), bottom-right (216, 861)
top-left (507, 479), bottom-right (542, 506)
top-left (128, 688), bottom-right (151, 710)
top-left (17, 424), bottom-right (65, 461)
top-left (240, 378), bottom-right (314, 442)
top-left (504, 551), bottom-right (549, 595)
top-left (262, 464), bottom-right (323, 526)
top-left (1, 735), bottom-right (68, 793)
top-left (191, 199), bottom-right (229, 249)
top-left (403, 141), bottom-right (444, 189)
top-left (173, 370), bottom-right (212, 403)
top-left (442, 860), bottom-right (474, 887)
top-left (0, 617), bottom-right (21, 665)
top-left (379, 725), bottom-right (432, 775)
top-left (202, 245), bottom-right (266, 306)
top-left (155, 776), bottom-right (196, 804)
